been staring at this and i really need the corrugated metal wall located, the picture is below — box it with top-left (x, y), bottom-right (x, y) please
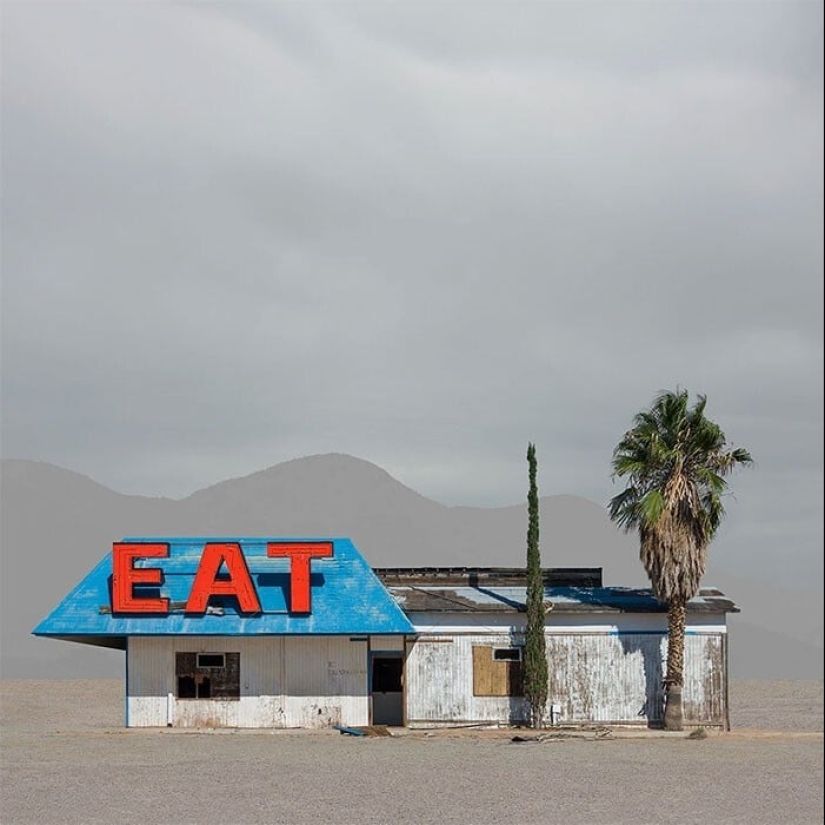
top-left (281, 636), bottom-right (368, 728)
top-left (405, 635), bottom-right (529, 725)
top-left (546, 632), bottom-right (725, 725)
top-left (405, 631), bottom-right (727, 727)
top-left (127, 636), bottom-right (369, 728)
top-left (126, 627), bottom-right (727, 728)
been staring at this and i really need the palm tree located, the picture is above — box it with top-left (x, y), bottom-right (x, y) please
top-left (609, 389), bottom-right (752, 730)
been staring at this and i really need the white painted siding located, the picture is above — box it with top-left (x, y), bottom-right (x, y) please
top-left (409, 612), bottom-right (728, 635)
top-left (370, 634), bottom-right (405, 651)
top-left (547, 632), bottom-right (725, 724)
top-left (127, 636), bottom-right (369, 728)
top-left (405, 635), bottom-right (529, 725)
top-left (124, 614), bottom-right (729, 728)
top-left (405, 617), bottom-right (729, 727)
top-left (282, 636), bottom-right (369, 728)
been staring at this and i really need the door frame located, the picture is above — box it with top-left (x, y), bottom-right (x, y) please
top-left (369, 650), bottom-right (405, 726)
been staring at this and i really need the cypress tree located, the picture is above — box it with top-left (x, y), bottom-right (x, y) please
top-left (524, 442), bottom-right (548, 728)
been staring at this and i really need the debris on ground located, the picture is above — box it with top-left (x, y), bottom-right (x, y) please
top-left (332, 724), bottom-right (392, 737)
top-left (511, 726), bottom-right (614, 743)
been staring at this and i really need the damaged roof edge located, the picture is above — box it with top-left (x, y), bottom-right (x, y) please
top-left (388, 586), bottom-right (739, 614)
top-left (374, 567), bottom-right (603, 587)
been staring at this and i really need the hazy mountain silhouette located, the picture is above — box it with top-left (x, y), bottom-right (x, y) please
top-left (1, 454), bottom-right (821, 679)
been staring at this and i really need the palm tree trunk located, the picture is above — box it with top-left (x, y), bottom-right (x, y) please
top-left (663, 598), bottom-right (686, 731)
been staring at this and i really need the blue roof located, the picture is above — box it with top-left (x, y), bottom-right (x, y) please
top-left (34, 537), bottom-right (415, 648)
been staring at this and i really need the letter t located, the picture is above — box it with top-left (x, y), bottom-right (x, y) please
top-left (267, 542), bottom-right (333, 613)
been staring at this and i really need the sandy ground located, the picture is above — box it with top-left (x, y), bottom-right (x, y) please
top-left (1, 679), bottom-right (822, 825)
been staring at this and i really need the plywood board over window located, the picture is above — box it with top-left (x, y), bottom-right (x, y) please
top-left (472, 646), bottom-right (524, 697)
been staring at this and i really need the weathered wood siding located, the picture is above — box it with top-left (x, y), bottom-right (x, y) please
top-left (546, 632), bottom-right (726, 725)
top-left (405, 626), bottom-right (728, 727)
top-left (405, 635), bottom-right (530, 725)
top-left (127, 636), bottom-right (369, 728)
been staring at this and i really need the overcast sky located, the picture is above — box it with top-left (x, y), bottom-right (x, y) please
top-left (2, 1), bottom-right (822, 584)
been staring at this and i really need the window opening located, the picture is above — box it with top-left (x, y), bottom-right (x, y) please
top-left (197, 653), bottom-right (226, 668)
top-left (372, 657), bottom-right (403, 693)
top-left (176, 652), bottom-right (240, 700)
top-left (177, 675), bottom-right (196, 699)
top-left (493, 647), bottom-right (522, 661)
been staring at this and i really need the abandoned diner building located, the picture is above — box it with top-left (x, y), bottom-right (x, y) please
top-left (34, 537), bottom-right (738, 730)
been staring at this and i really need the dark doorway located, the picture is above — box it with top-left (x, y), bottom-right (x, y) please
top-left (371, 654), bottom-right (403, 726)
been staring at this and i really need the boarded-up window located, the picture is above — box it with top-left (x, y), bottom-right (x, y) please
top-left (473, 646), bottom-right (524, 697)
top-left (176, 652), bottom-right (240, 700)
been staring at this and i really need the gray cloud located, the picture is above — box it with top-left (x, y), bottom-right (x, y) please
top-left (1, 2), bottom-right (821, 601)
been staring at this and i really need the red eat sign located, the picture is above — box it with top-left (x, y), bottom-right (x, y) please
top-left (111, 541), bottom-right (333, 615)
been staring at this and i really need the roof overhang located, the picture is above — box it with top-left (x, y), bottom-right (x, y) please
top-left (34, 537), bottom-right (415, 648)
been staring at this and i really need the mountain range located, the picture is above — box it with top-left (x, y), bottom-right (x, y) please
top-left (1, 454), bottom-right (821, 679)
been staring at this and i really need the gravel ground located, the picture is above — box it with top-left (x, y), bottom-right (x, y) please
top-left (1, 679), bottom-right (822, 825)
top-left (728, 679), bottom-right (823, 732)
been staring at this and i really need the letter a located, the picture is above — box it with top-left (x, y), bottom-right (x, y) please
top-left (185, 543), bottom-right (261, 613)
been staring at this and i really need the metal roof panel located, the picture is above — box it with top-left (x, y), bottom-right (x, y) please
top-left (33, 537), bottom-right (415, 645)
top-left (389, 585), bottom-right (738, 614)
